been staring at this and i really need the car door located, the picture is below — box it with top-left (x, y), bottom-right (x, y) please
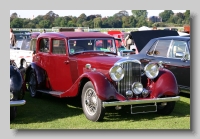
top-left (47, 38), bottom-right (73, 91)
top-left (36, 38), bottom-right (50, 71)
top-left (143, 39), bottom-right (190, 89)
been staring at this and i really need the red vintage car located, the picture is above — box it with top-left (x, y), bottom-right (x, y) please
top-left (25, 32), bottom-right (180, 122)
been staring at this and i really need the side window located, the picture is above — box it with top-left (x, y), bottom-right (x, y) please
top-left (169, 40), bottom-right (190, 59)
top-left (147, 40), bottom-right (171, 57)
top-left (39, 38), bottom-right (49, 53)
top-left (52, 39), bottom-right (66, 54)
top-left (30, 39), bottom-right (37, 51)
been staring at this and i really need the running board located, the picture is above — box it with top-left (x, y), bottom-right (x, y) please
top-left (37, 90), bottom-right (64, 97)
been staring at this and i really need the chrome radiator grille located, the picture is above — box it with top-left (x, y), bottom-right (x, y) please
top-left (117, 62), bottom-right (141, 96)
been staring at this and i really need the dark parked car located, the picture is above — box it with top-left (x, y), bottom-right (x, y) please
top-left (25, 32), bottom-right (180, 122)
top-left (128, 31), bottom-right (190, 94)
top-left (10, 60), bottom-right (26, 120)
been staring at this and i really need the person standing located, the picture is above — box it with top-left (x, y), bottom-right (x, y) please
top-left (10, 28), bottom-right (16, 47)
top-left (42, 29), bottom-right (46, 33)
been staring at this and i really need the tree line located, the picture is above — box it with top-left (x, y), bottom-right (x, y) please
top-left (10, 10), bottom-right (190, 29)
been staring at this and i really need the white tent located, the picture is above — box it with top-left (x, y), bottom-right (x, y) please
top-left (138, 26), bottom-right (151, 31)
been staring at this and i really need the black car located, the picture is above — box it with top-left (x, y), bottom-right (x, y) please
top-left (128, 30), bottom-right (190, 94)
top-left (10, 60), bottom-right (26, 120)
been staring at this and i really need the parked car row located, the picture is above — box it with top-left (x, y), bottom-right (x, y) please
top-left (128, 30), bottom-right (190, 94)
top-left (10, 30), bottom-right (190, 122)
top-left (10, 32), bottom-right (40, 69)
top-left (10, 60), bottom-right (26, 121)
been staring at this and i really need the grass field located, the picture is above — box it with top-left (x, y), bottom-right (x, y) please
top-left (10, 92), bottom-right (190, 129)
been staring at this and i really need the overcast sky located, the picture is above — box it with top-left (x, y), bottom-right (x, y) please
top-left (10, 10), bottom-right (186, 18)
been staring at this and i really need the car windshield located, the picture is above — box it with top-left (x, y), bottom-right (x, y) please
top-left (68, 38), bottom-right (117, 54)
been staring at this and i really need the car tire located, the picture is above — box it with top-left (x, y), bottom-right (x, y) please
top-left (157, 101), bottom-right (176, 115)
top-left (81, 81), bottom-right (105, 122)
top-left (10, 107), bottom-right (17, 121)
top-left (28, 70), bottom-right (40, 98)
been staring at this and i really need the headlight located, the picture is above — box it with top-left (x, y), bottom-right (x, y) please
top-left (132, 82), bottom-right (143, 95)
top-left (144, 63), bottom-right (159, 79)
top-left (10, 92), bottom-right (14, 100)
top-left (109, 65), bottom-right (124, 81)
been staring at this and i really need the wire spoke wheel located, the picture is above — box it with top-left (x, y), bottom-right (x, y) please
top-left (82, 81), bottom-right (105, 122)
top-left (84, 88), bottom-right (98, 116)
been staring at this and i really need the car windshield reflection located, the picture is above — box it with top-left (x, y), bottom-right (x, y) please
top-left (68, 38), bottom-right (117, 54)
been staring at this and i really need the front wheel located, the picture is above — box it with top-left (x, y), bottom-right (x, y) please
top-left (81, 81), bottom-right (105, 122)
top-left (157, 101), bottom-right (176, 115)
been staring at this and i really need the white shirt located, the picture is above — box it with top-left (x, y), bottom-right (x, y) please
top-left (10, 32), bottom-right (13, 44)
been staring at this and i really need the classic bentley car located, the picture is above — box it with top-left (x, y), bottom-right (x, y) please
top-left (25, 32), bottom-right (180, 122)
top-left (10, 60), bottom-right (26, 120)
top-left (128, 30), bottom-right (190, 94)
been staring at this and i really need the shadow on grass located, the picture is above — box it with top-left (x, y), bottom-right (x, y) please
top-left (11, 92), bottom-right (190, 124)
top-left (103, 99), bottom-right (190, 122)
top-left (11, 92), bottom-right (83, 124)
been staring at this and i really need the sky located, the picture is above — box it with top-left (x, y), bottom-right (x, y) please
top-left (10, 10), bottom-right (186, 19)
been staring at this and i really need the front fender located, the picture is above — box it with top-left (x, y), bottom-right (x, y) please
top-left (80, 72), bottom-right (126, 101)
top-left (25, 62), bottom-right (46, 85)
top-left (150, 68), bottom-right (179, 98)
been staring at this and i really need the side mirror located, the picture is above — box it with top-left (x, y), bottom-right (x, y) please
top-left (175, 52), bottom-right (184, 58)
top-left (175, 52), bottom-right (190, 61)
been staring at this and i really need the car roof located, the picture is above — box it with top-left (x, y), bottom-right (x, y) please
top-left (155, 36), bottom-right (190, 40)
top-left (38, 32), bottom-right (114, 39)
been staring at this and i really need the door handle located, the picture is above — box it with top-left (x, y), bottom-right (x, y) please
top-left (64, 60), bottom-right (69, 64)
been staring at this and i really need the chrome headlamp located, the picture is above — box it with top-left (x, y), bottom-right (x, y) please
top-left (132, 82), bottom-right (143, 95)
top-left (144, 63), bottom-right (159, 79)
top-left (109, 65), bottom-right (124, 81)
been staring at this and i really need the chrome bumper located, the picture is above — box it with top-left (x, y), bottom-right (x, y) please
top-left (103, 96), bottom-right (180, 107)
top-left (10, 100), bottom-right (26, 107)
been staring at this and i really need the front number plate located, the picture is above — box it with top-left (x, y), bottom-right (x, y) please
top-left (131, 104), bottom-right (157, 114)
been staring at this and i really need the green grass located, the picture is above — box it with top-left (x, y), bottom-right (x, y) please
top-left (10, 92), bottom-right (190, 129)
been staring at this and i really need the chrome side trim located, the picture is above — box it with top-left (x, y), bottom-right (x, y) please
top-left (10, 100), bottom-right (26, 107)
top-left (103, 96), bottom-right (180, 107)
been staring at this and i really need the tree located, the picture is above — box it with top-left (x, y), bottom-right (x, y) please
top-left (114, 10), bottom-right (129, 17)
top-left (77, 13), bottom-right (87, 27)
top-left (131, 10), bottom-right (147, 18)
top-left (159, 10), bottom-right (174, 22)
top-left (10, 18), bottom-right (23, 28)
top-left (184, 10), bottom-right (190, 24)
top-left (78, 13), bottom-right (87, 19)
top-left (54, 17), bottom-right (63, 27)
top-left (87, 15), bottom-right (96, 21)
top-left (10, 12), bottom-right (18, 19)
top-left (38, 20), bottom-right (51, 28)
top-left (93, 17), bottom-right (102, 28)
top-left (10, 12), bottom-right (18, 22)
